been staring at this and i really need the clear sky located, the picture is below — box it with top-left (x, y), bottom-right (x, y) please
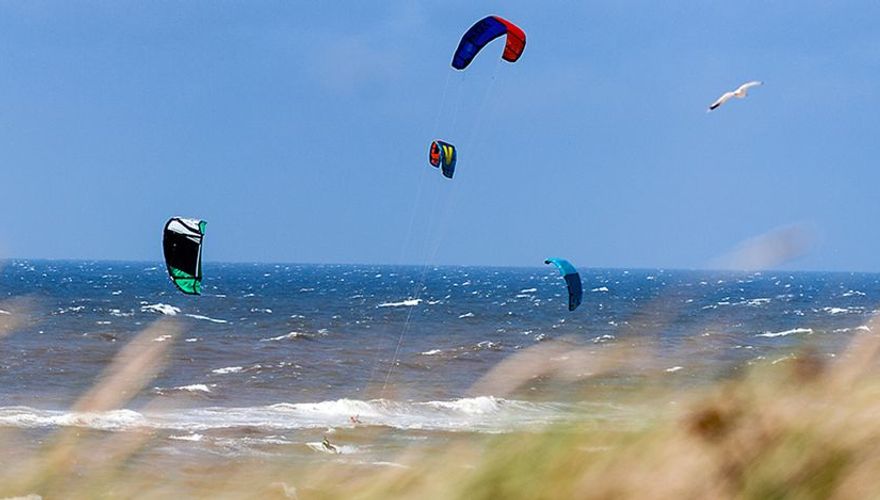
top-left (0, 1), bottom-right (878, 271)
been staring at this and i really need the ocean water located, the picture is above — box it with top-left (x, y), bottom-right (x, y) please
top-left (0, 260), bottom-right (877, 463)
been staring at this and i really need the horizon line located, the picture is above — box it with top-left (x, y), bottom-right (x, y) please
top-left (0, 257), bottom-right (874, 276)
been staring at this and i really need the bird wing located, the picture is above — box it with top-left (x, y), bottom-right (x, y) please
top-left (737, 81), bottom-right (763, 93)
top-left (708, 91), bottom-right (735, 110)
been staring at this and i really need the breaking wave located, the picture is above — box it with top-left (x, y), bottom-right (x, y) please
top-left (0, 397), bottom-right (594, 434)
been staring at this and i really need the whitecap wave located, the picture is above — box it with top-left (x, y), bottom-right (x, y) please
top-left (169, 433), bottom-right (204, 441)
top-left (211, 366), bottom-right (244, 375)
top-left (185, 314), bottom-right (229, 324)
top-left (141, 303), bottom-right (180, 316)
top-left (377, 299), bottom-right (421, 308)
top-left (824, 307), bottom-right (846, 314)
top-left (176, 384), bottom-right (211, 393)
top-left (155, 384), bottom-right (213, 394)
top-left (260, 331), bottom-right (313, 342)
top-left (474, 341), bottom-right (501, 351)
top-left (56, 306), bottom-right (86, 315)
top-left (835, 325), bottom-right (872, 333)
top-left (424, 396), bottom-right (502, 415)
top-left (756, 327), bottom-right (812, 338)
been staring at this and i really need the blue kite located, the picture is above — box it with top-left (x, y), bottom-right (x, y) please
top-left (545, 258), bottom-right (583, 312)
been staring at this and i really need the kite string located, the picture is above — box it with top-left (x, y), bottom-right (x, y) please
top-left (461, 58), bottom-right (502, 154)
top-left (368, 72), bottom-right (453, 394)
top-left (381, 159), bottom-right (462, 390)
top-left (411, 63), bottom-right (502, 280)
top-left (430, 72), bottom-right (453, 139)
top-left (399, 71), bottom-right (453, 267)
top-left (369, 176), bottom-right (429, 391)
top-left (380, 70), bottom-right (470, 393)
top-left (382, 62), bottom-right (503, 393)
top-left (448, 71), bottom-right (466, 137)
top-left (380, 182), bottom-right (450, 394)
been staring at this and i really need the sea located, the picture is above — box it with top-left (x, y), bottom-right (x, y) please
top-left (0, 260), bottom-right (877, 465)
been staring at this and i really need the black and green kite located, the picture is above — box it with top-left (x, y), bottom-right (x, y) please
top-left (163, 217), bottom-right (206, 295)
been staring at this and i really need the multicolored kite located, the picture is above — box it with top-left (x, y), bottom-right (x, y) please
top-left (429, 140), bottom-right (457, 179)
top-left (452, 16), bottom-right (526, 70)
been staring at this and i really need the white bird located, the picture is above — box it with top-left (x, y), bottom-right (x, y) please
top-left (708, 81), bottom-right (763, 111)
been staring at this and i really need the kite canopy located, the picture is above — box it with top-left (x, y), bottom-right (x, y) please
top-left (451, 16), bottom-right (526, 70)
top-left (163, 217), bottom-right (206, 295)
top-left (429, 140), bottom-right (457, 179)
top-left (545, 258), bottom-right (583, 312)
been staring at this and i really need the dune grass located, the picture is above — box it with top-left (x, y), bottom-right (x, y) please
top-left (3, 312), bottom-right (880, 499)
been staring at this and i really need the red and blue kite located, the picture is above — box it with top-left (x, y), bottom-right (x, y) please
top-left (451, 16), bottom-right (526, 70)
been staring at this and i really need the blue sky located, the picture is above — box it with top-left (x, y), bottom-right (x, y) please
top-left (0, 1), bottom-right (878, 271)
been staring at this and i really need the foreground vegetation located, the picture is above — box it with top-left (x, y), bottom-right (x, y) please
top-left (3, 315), bottom-right (880, 499)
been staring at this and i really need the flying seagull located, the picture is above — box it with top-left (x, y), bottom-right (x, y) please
top-left (708, 81), bottom-right (763, 111)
